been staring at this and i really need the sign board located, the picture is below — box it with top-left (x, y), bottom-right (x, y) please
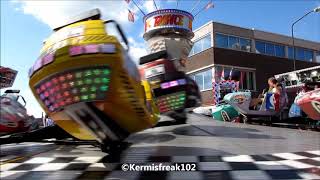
top-left (0, 66), bottom-right (18, 89)
top-left (144, 9), bottom-right (193, 34)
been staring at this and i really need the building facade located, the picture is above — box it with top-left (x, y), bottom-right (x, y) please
top-left (185, 21), bottom-right (320, 105)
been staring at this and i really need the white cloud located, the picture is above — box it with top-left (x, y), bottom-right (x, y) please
top-left (127, 37), bottom-right (148, 64)
top-left (24, 90), bottom-right (44, 117)
top-left (11, 0), bottom-right (134, 29)
top-left (6, 1), bottom-right (151, 118)
top-left (143, 1), bottom-right (156, 13)
top-left (11, 1), bottom-right (147, 62)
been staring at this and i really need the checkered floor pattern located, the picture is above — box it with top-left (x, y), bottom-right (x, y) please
top-left (1, 149), bottom-right (319, 180)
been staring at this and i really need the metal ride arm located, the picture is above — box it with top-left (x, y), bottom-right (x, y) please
top-left (104, 20), bottom-right (129, 51)
top-left (139, 50), bottom-right (168, 65)
top-left (53, 8), bottom-right (101, 31)
top-left (17, 95), bottom-right (26, 107)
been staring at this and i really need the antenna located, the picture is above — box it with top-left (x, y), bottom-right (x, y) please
top-left (176, 0), bottom-right (180, 9)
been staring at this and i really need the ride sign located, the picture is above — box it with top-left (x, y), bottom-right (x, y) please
top-left (144, 9), bottom-right (193, 34)
top-left (0, 66), bottom-right (18, 89)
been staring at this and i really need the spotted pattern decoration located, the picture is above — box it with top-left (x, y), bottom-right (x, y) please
top-left (212, 80), bottom-right (239, 105)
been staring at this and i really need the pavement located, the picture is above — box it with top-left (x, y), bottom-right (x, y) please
top-left (0, 114), bottom-right (319, 179)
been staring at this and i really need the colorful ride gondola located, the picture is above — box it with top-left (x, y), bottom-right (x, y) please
top-left (28, 9), bottom-right (159, 153)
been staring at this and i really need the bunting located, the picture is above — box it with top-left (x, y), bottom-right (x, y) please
top-left (205, 1), bottom-right (214, 10)
top-left (229, 68), bottom-right (233, 80)
top-left (221, 67), bottom-right (225, 81)
top-left (128, 9), bottom-right (135, 22)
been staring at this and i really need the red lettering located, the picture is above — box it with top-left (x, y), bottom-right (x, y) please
top-left (153, 14), bottom-right (184, 27)
top-left (163, 14), bottom-right (170, 25)
top-left (154, 15), bottom-right (162, 27)
top-left (169, 15), bottom-right (176, 25)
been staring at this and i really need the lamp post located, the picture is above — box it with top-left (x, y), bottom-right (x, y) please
top-left (291, 6), bottom-right (320, 71)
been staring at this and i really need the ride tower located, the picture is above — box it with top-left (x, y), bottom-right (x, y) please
top-left (142, 9), bottom-right (194, 70)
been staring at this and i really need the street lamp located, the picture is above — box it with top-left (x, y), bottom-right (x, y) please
top-left (291, 6), bottom-right (320, 71)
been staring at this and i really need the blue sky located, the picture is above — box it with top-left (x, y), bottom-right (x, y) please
top-left (1, 0), bottom-right (320, 117)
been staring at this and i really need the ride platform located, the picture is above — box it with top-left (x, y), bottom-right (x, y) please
top-left (1, 114), bottom-right (319, 180)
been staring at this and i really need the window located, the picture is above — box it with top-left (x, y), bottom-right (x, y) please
top-left (256, 40), bottom-right (285, 58)
top-left (255, 41), bottom-right (265, 54)
top-left (214, 66), bottom-right (256, 90)
top-left (189, 69), bottom-right (213, 91)
top-left (215, 33), bottom-right (251, 52)
top-left (228, 36), bottom-right (239, 49)
top-left (316, 51), bottom-right (320, 63)
top-left (304, 50), bottom-right (313, 62)
top-left (248, 72), bottom-right (255, 90)
top-left (189, 34), bottom-right (212, 56)
top-left (203, 70), bottom-right (212, 90)
top-left (275, 45), bottom-right (285, 57)
top-left (265, 43), bottom-right (275, 56)
top-left (288, 46), bottom-right (294, 59)
top-left (240, 38), bottom-right (251, 52)
top-left (287, 46), bottom-right (314, 61)
top-left (215, 33), bottom-right (228, 48)
top-left (194, 73), bottom-right (203, 89)
top-left (296, 48), bottom-right (305, 60)
top-left (202, 35), bottom-right (211, 50)
top-left (192, 41), bottom-right (201, 55)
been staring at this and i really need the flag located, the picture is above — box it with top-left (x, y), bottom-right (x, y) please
top-left (212, 68), bottom-right (216, 83)
top-left (229, 68), bottom-right (233, 80)
top-left (128, 9), bottom-right (135, 22)
top-left (221, 67), bottom-right (225, 81)
top-left (205, 1), bottom-right (214, 10)
top-left (124, 0), bottom-right (130, 4)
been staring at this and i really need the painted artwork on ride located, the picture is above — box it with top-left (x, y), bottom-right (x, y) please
top-left (296, 88), bottom-right (320, 120)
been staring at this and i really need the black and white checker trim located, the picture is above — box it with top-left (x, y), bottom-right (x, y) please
top-left (1, 150), bottom-right (319, 179)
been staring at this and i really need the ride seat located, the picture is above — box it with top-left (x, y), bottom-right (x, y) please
top-left (261, 92), bottom-right (281, 112)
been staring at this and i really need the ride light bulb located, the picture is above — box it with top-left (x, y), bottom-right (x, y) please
top-left (34, 66), bottom-right (111, 112)
top-left (84, 44), bottom-right (99, 54)
top-left (42, 53), bottom-right (54, 65)
top-left (69, 46), bottom-right (83, 56)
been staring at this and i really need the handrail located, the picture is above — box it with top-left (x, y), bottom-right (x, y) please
top-left (104, 20), bottom-right (129, 52)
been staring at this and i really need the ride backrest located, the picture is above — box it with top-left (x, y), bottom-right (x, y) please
top-left (263, 92), bottom-right (280, 112)
top-left (223, 92), bottom-right (251, 111)
top-left (53, 9), bottom-right (101, 32)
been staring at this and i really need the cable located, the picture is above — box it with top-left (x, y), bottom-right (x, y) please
top-left (153, 0), bottom-right (158, 10)
top-left (190, 0), bottom-right (201, 13)
top-left (132, 0), bottom-right (146, 16)
top-left (194, 0), bottom-right (212, 18)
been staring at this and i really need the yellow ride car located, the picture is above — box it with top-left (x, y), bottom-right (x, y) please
top-left (28, 9), bottom-right (159, 152)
